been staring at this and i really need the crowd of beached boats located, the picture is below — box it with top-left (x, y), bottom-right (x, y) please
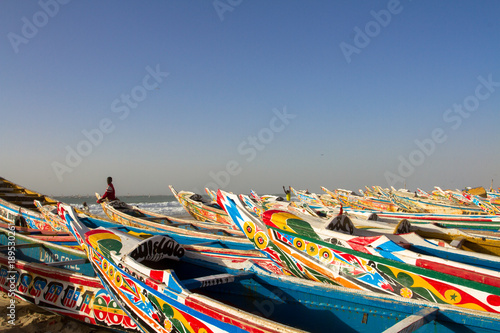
top-left (2, 176), bottom-right (500, 332)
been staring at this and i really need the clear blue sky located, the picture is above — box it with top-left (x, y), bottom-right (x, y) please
top-left (1, 1), bottom-right (499, 196)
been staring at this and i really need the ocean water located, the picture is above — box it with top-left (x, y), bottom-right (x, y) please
top-left (54, 195), bottom-right (189, 217)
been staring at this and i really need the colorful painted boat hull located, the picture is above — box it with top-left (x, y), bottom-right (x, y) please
top-left (61, 204), bottom-right (305, 333)
top-left (98, 197), bottom-right (248, 248)
top-left (0, 225), bottom-right (138, 331)
top-left (217, 190), bottom-right (500, 314)
top-left (60, 202), bottom-right (282, 275)
top-left (169, 185), bottom-right (235, 228)
top-left (289, 188), bottom-right (324, 210)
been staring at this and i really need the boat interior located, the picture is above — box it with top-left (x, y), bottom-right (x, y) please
top-left (0, 177), bottom-right (57, 210)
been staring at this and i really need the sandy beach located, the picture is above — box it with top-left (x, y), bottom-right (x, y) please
top-left (0, 292), bottom-right (110, 333)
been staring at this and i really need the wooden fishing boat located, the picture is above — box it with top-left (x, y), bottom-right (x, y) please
top-left (273, 209), bottom-right (500, 270)
top-left (62, 203), bottom-right (306, 332)
top-left (40, 198), bottom-right (254, 253)
top-left (461, 191), bottom-right (500, 215)
top-left (239, 193), bottom-right (263, 217)
top-left (360, 209), bottom-right (500, 230)
top-left (252, 189), bottom-right (340, 220)
top-left (0, 225), bottom-right (139, 332)
top-left (205, 187), bottom-right (217, 201)
top-left (271, 201), bottom-right (500, 258)
top-left (242, 191), bottom-right (500, 258)
top-left (93, 196), bottom-right (256, 250)
top-left (328, 187), bottom-right (500, 230)
top-left (323, 186), bottom-right (399, 212)
top-left (169, 185), bottom-right (235, 229)
top-left (0, 214), bottom-right (78, 250)
top-left (464, 186), bottom-right (488, 198)
top-left (97, 194), bottom-right (241, 232)
top-left (243, 191), bottom-right (326, 219)
top-left (491, 197), bottom-right (500, 210)
top-left (289, 187), bottom-right (321, 208)
top-left (61, 203), bottom-right (500, 333)
top-left (248, 190), bottom-right (284, 210)
top-left (292, 187), bottom-right (340, 208)
top-left (0, 177), bottom-right (66, 231)
top-left (218, 190), bottom-right (500, 314)
top-left (402, 222), bottom-right (500, 256)
top-left (388, 186), bottom-right (499, 216)
top-left (338, 215), bottom-right (500, 257)
top-left (33, 200), bottom-right (71, 231)
top-left (54, 202), bottom-right (282, 275)
top-left (433, 187), bottom-right (474, 205)
top-left (0, 219), bottom-right (69, 237)
top-left (439, 187), bottom-right (500, 214)
top-left (388, 190), bottom-right (486, 215)
top-left (242, 191), bottom-right (314, 218)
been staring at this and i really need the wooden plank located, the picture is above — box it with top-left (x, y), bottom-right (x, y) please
top-left (450, 237), bottom-right (465, 248)
top-left (0, 243), bottom-right (42, 251)
top-left (0, 193), bottom-right (25, 196)
top-left (11, 201), bottom-right (37, 206)
top-left (383, 308), bottom-right (438, 333)
top-left (188, 241), bottom-right (222, 246)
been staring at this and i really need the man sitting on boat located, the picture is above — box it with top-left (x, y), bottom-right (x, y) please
top-left (97, 176), bottom-right (116, 203)
top-left (15, 208), bottom-right (28, 228)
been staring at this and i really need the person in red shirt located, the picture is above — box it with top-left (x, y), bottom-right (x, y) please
top-left (97, 177), bottom-right (116, 203)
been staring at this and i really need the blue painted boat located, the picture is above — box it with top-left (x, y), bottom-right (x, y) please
top-left (61, 201), bottom-right (500, 332)
top-left (0, 225), bottom-right (139, 331)
top-left (60, 202), bottom-right (283, 275)
top-left (96, 196), bottom-right (248, 247)
top-left (62, 203), bottom-right (306, 333)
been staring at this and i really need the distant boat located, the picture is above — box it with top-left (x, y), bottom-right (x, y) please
top-left (95, 194), bottom-right (253, 249)
top-left (169, 185), bottom-right (235, 228)
top-left (218, 190), bottom-right (500, 314)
